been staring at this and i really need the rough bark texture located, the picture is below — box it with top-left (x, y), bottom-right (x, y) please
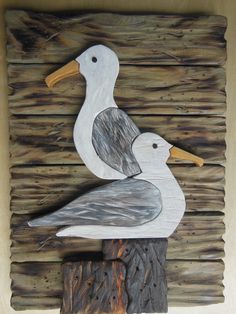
top-left (103, 239), bottom-right (168, 313)
top-left (6, 11), bottom-right (226, 65)
top-left (11, 213), bottom-right (225, 262)
top-left (9, 115), bottom-right (226, 165)
top-left (8, 64), bottom-right (226, 116)
top-left (61, 261), bottom-right (127, 314)
top-left (10, 260), bottom-right (224, 310)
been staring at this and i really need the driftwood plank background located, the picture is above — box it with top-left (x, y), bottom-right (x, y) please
top-left (7, 10), bottom-right (226, 311)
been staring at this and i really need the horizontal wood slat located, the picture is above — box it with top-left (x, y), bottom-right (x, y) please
top-left (8, 64), bottom-right (226, 115)
top-left (10, 213), bottom-right (225, 262)
top-left (10, 260), bottom-right (224, 310)
top-left (6, 11), bottom-right (226, 65)
top-left (10, 115), bottom-right (226, 165)
top-left (10, 165), bottom-right (225, 214)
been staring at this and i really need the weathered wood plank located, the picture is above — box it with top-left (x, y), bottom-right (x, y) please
top-left (103, 239), bottom-right (168, 313)
top-left (61, 261), bottom-right (127, 314)
top-left (10, 213), bottom-right (225, 262)
top-left (8, 64), bottom-right (226, 115)
top-left (10, 165), bottom-right (225, 214)
top-left (10, 260), bottom-right (224, 310)
top-left (11, 296), bottom-right (61, 311)
top-left (9, 115), bottom-right (226, 165)
top-left (6, 11), bottom-right (226, 65)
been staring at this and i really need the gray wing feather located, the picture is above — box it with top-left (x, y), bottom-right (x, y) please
top-left (28, 179), bottom-right (162, 228)
top-left (92, 108), bottom-right (141, 177)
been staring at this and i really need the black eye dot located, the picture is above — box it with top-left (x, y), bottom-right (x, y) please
top-left (152, 143), bottom-right (158, 149)
top-left (92, 56), bottom-right (97, 63)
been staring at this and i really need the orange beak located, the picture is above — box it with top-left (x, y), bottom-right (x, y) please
top-left (45, 60), bottom-right (80, 88)
top-left (170, 146), bottom-right (204, 167)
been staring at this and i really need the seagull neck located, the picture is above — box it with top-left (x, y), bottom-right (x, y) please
top-left (84, 78), bottom-right (117, 112)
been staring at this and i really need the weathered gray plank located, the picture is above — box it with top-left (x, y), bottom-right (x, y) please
top-left (10, 213), bottom-right (225, 262)
top-left (10, 260), bottom-right (224, 310)
top-left (10, 165), bottom-right (225, 214)
top-left (8, 64), bottom-right (226, 115)
top-left (6, 11), bottom-right (226, 65)
top-left (9, 115), bottom-right (226, 165)
top-left (61, 261), bottom-right (127, 314)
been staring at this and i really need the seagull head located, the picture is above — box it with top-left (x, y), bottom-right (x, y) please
top-left (45, 45), bottom-right (119, 88)
top-left (132, 132), bottom-right (204, 171)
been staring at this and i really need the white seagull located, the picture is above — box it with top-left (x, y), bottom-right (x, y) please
top-left (45, 45), bottom-right (202, 180)
top-left (29, 132), bottom-right (203, 239)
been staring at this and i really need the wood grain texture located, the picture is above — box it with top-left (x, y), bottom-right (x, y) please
top-left (103, 239), bottom-right (168, 313)
top-left (61, 261), bottom-right (127, 314)
top-left (8, 64), bottom-right (226, 116)
top-left (10, 260), bottom-right (224, 310)
top-left (10, 165), bottom-right (225, 215)
top-left (6, 11), bottom-right (226, 65)
top-left (28, 178), bottom-right (162, 228)
top-left (10, 213), bottom-right (225, 262)
top-left (9, 115), bottom-right (226, 165)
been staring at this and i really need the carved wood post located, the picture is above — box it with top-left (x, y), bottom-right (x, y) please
top-left (61, 261), bottom-right (128, 314)
top-left (103, 239), bottom-right (168, 313)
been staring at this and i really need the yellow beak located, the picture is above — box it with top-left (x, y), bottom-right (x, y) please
top-left (45, 60), bottom-right (80, 88)
top-left (170, 146), bottom-right (204, 167)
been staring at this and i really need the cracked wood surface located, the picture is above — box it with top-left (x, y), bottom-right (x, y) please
top-left (9, 115), bottom-right (226, 165)
top-left (10, 260), bottom-right (224, 310)
top-left (6, 11), bottom-right (226, 65)
top-left (61, 261), bottom-right (127, 314)
top-left (8, 64), bottom-right (226, 115)
top-left (103, 239), bottom-right (168, 313)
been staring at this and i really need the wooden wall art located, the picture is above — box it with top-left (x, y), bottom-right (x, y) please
top-left (7, 10), bottom-right (226, 313)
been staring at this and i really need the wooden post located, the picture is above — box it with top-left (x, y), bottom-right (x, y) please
top-left (61, 260), bottom-right (127, 314)
top-left (103, 239), bottom-right (168, 313)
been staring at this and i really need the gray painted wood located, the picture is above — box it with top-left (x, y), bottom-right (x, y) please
top-left (92, 107), bottom-right (141, 177)
top-left (28, 178), bottom-right (162, 228)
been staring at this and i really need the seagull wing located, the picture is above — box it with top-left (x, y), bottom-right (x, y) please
top-left (28, 178), bottom-right (162, 228)
top-left (92, 108), bottom-right (141, 177)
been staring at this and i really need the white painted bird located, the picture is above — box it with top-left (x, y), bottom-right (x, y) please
top-left (45, 45), bottom-right (202, 180)
top-left (29, 132), bottom-right (203, 239)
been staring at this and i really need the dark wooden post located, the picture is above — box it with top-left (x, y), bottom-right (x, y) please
top-left (61, 261), bottom-right (127, 314)
top-left (103, 239), bottom-right (168, 313)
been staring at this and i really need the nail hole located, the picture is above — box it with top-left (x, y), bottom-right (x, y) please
top-left (152, 143), bottom-right (158, 149)
top-left (92, 56), bottom-right (97, 63)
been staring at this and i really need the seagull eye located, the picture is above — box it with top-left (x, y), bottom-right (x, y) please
top-left (92, 56), bottom-right (97, 63)
top-left (152, 143), bottom-right (158, 149)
